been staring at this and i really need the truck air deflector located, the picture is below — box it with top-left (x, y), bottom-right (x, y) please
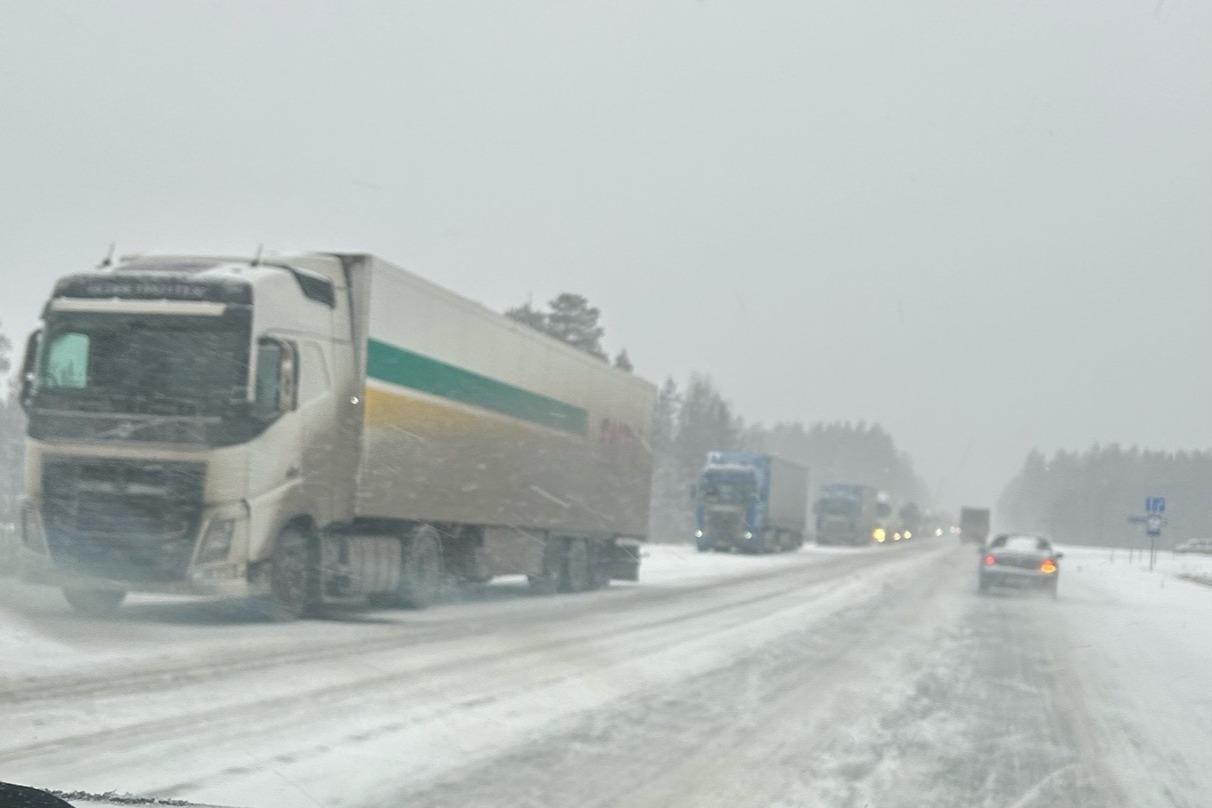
top-left (366, 338), bottom-right (588, 436)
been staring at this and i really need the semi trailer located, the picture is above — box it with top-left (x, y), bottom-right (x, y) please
top-left (16, 252), bottom-right (655, 618)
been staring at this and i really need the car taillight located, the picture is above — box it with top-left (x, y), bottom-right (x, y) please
top-left (983, 554), bottom-right (996, 566)
top-left (1040, 559), bottom-right (1057, 574)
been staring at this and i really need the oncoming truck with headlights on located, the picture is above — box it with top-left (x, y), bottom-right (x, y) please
top-left (16, 252), bottom-right (655, 618)
top-left (813, 483), bottom-right (892, 546)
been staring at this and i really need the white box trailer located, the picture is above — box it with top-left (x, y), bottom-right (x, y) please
top-left (18, 252), bottom-right (655, 618)
top-left (352, 256), bottom-right (653, 536)
top-left (763, 455), bottom-right (809, 536)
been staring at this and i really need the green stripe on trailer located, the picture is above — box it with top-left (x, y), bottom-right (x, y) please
top-left (366, 338), bottom-right (589, 435)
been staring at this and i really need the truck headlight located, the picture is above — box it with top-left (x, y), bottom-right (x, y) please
top-left (873, 528), bottom-right (886, 542)
top-left (744, 531), bottom-right (753, 540)
top-left (695, 529), bottom-right (704, 538)
top-left (903, 530), bottom-right (912, 539)
top-left (197, 519), bottom-right (236, 564)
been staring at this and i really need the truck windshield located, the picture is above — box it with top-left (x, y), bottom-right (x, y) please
top-left (818, 498), bottom-right (858, 516)
top-left (37, 314), bottom-right (249, 416)
top-left (700, 473), bottom-right (755, 504)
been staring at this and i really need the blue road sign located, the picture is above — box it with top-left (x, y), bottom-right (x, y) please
top-left (1147, 514), bottom-right (1163, 537)
top-left (1146, 496), bottom-right (1166, 514)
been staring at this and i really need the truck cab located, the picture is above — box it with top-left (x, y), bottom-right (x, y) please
top-left (814, 484), bottom-right (890, 546)
top-left (693, 451), bottom-right (806, 554)
top-left (17, 255), bottom-right (361, 615)
top-left (694, 460), bottom-right (760, 552)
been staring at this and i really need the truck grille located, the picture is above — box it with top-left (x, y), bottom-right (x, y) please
top-left (706, 509), bottom-right (743, 541)
top-left (42, 458), bottom-right (205, 581)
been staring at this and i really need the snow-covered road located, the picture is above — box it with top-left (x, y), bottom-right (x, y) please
top-left (1, 540), bottom-right (1210, 808)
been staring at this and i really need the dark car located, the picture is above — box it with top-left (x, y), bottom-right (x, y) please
top-left (978, 534), bottom-right (1062, 597)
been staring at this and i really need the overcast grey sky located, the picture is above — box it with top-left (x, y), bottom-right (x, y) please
top-left (1, 1), bottom-right (1209, 510)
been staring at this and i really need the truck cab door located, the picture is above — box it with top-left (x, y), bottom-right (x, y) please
top-left (246, 338), bottom-right (305, 559)
top-left (296, 340), bottom-right (341, 525)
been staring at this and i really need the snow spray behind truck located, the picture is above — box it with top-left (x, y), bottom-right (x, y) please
top-left (693, 452), bottom-right (808, 553)
top-left (16, 253), bottom-right (655, 617)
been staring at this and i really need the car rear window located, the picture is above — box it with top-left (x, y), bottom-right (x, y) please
top-left (996, 536), bottom-right (1050, 552)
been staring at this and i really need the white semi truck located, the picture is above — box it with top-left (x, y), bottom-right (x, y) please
top-left (15, 253), bottom-right (655, 618)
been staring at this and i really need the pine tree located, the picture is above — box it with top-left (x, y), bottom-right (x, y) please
top-left (504, 302), bottom-right (548, 333)
top-left (544, 293), bottom-right (606, 360)
top-left (613, 349), bottom-right (633, 372)
top-left (505, 294), bottom-right (610, 362)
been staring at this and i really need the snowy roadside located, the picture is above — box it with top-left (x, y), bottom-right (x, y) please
top-left (1045, 545), bottom-right (1212, 805)
top-left (1056, 544), bottom-right (1212, 594)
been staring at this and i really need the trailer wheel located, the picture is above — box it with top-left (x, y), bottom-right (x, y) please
top-left (62, 588), bottom-right (126, 617)
top-left (398, 525), bottom-right (443, 609)
top-left (526, 537), bottom-right (558, 595)
top-left (560, 538), bottom-right (592, 593)
top-left (588, 540), bottom-right (611, 590)
top-left (266, 525), bottom-right (319, 621)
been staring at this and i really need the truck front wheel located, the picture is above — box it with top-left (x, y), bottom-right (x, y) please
top-left (62, 588), bottom-right (126, 617)
top-left (398, 526), bottom-right (443, 609)
top-left (267, 525), bottom-right (319, 621)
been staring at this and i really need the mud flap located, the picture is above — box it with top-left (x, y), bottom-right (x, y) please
top-left (608, 538), bottom-right (641, 581)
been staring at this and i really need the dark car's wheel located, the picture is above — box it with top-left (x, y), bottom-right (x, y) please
top-left (977, 574), bottom-right (990, 594)
top-left (1048, 578), bottom-right (1059, 600)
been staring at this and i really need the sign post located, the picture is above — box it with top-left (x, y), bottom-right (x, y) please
top-left (1145, 497), bottom-right (1166, 571)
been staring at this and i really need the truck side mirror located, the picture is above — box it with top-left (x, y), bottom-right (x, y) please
top-left (17, 329), bottom-right (41, 413)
